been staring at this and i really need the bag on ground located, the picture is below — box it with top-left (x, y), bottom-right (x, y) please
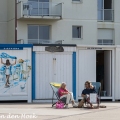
top-left (56, 101), bottom-right (64, 109)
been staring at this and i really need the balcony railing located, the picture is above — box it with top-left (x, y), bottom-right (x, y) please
top-left (17, 1), bottom-right (62, 19)
top-left (28, 39), bottom-right (63, 44)
top-left (98, 9), bottom-right (114, 22)
top-left (98, 39), bottom-right (114, 45)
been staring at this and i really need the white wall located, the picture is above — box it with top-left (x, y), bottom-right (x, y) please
top-left (77, 49), bottom-right (96, 99)
top-left (17, 0), bottom-right (97, 45)
top-left (35, 52), bottom-right (73, 99)
top-left (115, 47), bottom-right (120, 100)
top-left (33, 46), bottom-right (75, 100)
top-left (0, 0), bottom-right (8, 43)
top-left (17, 0), bottom-right (120, 45)
top-left (97, 0), bottom-right (120, 45)
top-left (52, 0), bottom-right (97, 20)
top-left (114, 0), bottom-right (120, 23)
top-left (7, 0), bottom-right (15, 43)
top-left (0, 0), bottom-right (15, 44)
top-left (17, 20), bottom-right (97, 45)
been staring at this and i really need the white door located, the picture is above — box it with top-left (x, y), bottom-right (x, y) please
top-left (104, 51), bottom-right (112, 96)
top-left (35, 53), bottom-right (53, 99)
top-left (54, 53), bottom-right (73, 92)
top-left (78, 50), bottom-right (96, 97)
top-left (35, 52), bottom-right (73, 99)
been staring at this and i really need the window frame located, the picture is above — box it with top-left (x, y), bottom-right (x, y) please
top-left (97, 39), bottom-right (114, 45)
top-left (72, 0), bottom-right (82, 4)
top-left (72, 26), bottom-right (83, 40)
top-left (28, 24), bottom-right (50, 41)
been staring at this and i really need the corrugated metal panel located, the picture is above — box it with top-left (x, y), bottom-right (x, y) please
top-left (0, 48), bottom-right (32, 102)
top-left (55, 53), bottom-right (72, 92)
top-left (35, 53), bottom-right (53, 99)
top-left (33, 46), bottom-right (76, 52)
top-left (35, 52), bottom-right (73, 99)
top-left (64, 47), bottom-right (76, 52)
top-left (115, 48), bottom-right (120, 99)
top-left (33, 46), bottom-right (45, 52)
top-left (78, 50), bottom-right (96, 97)
top-left (104, 51), bottom-right (112, 96)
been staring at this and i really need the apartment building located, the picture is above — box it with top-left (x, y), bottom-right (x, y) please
top-left (0, 0), bottom-right (120, 101)
top-left (16, 0), bottom-right (120, 45)
top-left (0, 0), bottom-right (15, 43)
top-left (0, 0), bottom-right (119, 45)
top-left (16, 0), bottom-right (120, 101)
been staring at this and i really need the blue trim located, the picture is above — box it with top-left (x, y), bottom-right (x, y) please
top-left (0, 44), bottom-right (33, 48)
top-left (72, 52), bottom-right (76, 100)
top-left (32, 52), bottom-right (35, 100)
top-left (0, 48), bottom-right (23, 50)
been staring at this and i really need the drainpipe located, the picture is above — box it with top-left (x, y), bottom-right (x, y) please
top-left (15, 0), bottom-right (17, 44)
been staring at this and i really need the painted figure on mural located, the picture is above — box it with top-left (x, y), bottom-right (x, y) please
top-left (0, 52), bottom-right (31, 93)
top-left (1, 58), bottom-right (17, 87)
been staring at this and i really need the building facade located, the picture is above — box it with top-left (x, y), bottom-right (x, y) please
top-left (16, 0), bottom-right (120, 45)
top-left (1, 0), bottom-right (120, 45)
top-left (0, 0), bottom-right (15, 43)
top-left (0, 0), bottom-right (120, 102)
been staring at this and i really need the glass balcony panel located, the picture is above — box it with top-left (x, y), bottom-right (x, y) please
top-left (22, 1), bottom-right (62, 17)
top-left (98, 9), bottom-right (114, 21)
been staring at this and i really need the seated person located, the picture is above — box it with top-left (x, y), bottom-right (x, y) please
top-left (58, 82), bottom-right (77, 108)
top-left (81, 81), bottom-right (99, 108)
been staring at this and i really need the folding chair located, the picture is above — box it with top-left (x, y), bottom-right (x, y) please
top-left (50, 83), bottom-right (66, 107)
top-left (91, 82), bottom-right (101, 106)
top-left (85, 82), bottom-right (101, 108)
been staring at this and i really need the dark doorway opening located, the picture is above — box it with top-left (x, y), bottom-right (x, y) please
top-left (96, 50), bottom-right (112, 97)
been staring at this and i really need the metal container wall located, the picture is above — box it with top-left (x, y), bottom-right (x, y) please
top-left (33, 46), bottom-right (76, 100)
top-left (115, 47), bottom-right (120, 100)
top-left (76, 45), bottom-right (115, 101)
top-left (77, 49), bottom-right (96, 99)
top-left (0, 44), bottom-right (32, 103)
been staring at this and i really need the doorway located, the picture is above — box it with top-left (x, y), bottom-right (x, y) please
top-left (96, 50), bottom-right (112, 97)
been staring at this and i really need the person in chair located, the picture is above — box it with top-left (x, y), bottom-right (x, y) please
top-left (81, 81), bottom-right (99, 108)
top-left (58, 82), bottom-right (77, 109)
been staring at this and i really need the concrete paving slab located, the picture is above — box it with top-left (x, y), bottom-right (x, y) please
top-left (0, 102), bottom-right (119, 120)
top-left (0, 107), bottom-right (90, 116)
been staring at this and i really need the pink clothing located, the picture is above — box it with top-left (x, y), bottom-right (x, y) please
top-left (58, 88), bottom-right (68, 97)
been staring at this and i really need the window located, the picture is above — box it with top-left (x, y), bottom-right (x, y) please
top-left (28, 0), bottom-right (49, 2)
top-left (72, 0), bottom-right (81, 1)
top-left (39, 0), bottom-right (49, 2)
top-left (97, 0), bottom-right (114, 21)
top-left (28, 25), bottom-right (50, 44)
top-left (98, 29), bottom-right (114, 45)
top-left (72, 0), bottom-right (82, 4)
top-left (72, 26), bottom-right (82, 39)
top-left (98, 39), bottom-right (114, 45)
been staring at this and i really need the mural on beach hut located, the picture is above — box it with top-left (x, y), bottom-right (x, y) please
top-left (0, 52), bottom-right (31, 93)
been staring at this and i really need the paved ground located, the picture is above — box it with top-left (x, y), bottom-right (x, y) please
top-left (0, 102), bottom-right (120, 120)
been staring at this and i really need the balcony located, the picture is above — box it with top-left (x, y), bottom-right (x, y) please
top-left (17, 1), bottom-right (62, 20)
top-left (98, 9), bottom-right (114, 22)
top-left (17, 39), bottom-right (63, 44)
